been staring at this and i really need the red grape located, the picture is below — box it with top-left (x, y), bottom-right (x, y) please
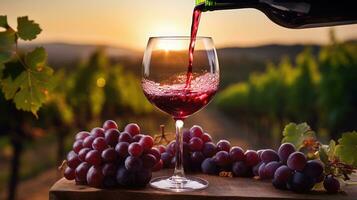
top-left (182, 129), bottom-right (191, 143)
top-left (104, 129), bottom-right (120, 147)
top-left (64, 167), bottom-right (75, 180)
top-left (91, 127), bottom-right (105, 138)
top-left (75, 162), bottom-right (90, 185)
top-left (261, 149), bottom-right (280, 163)
top-left (245, 150), bottom-right (260, 166)
top-left (115, 142), bottom-right (129, 158)
top-left (156, 145), bottom-right (166, 154)
top-left (201, 133), bottom-right (212, 143)
top-left (118, 132), bottom-right (132, 143)
top-left (102, 120), bottom-right (118, 131)
top-left (83, 136), bottom-right (95, 148)
top-left (139, 135), bottom-right (154, 151)
top-left (67, 150), bottom-right (76, 160)
top-left (75, 131), bottom-right (90, 141)
top-left (128, 142), bottom-right (143, 157)
top-left (102, 163), bottom-right (117, 176)
top-left (190, 125), bottom-right (204, 138)
top-left (152, 159), bottom-right (163, 171)
top-left (217, 140), bottom-right (231, 152)
top-left (278, 143), bottom-right (296, 164)
top-left (85, 150), bottom-right (102, 166)
top-left (92, 137), bottom-right (107, 152)
top-left (132, 134), bottom-right (144, 142)
top-left (287, 152), bottom-right (306, 171)
top-left (167, 141), bottom-right (176, 155)
top-left (101, 147), bottom-right (118, 163)
top-left (229, 146), bottom-right (245, 162)
top-left (73, 140), bottom-right (83, 154)
top-left (189, 137), bottom-right (204, 151)
top-left (214, 151), bottom-right (230, 167)
top-left (87, 165), bottom-right (104, 188)
top-left (124, 123), bottom-right (140, 136)
top-left (78, 148), bottom-right (91, 162)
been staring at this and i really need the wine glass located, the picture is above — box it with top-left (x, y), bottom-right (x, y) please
top-left (141, 36), bottom-right (219, 192)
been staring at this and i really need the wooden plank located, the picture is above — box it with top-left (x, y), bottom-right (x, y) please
top-left (49, 169), bottom-right (357, 200)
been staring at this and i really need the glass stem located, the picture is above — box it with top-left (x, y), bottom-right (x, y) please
top-left (173, 119), bottom-right (185, 181)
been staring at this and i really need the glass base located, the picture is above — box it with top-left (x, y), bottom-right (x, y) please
top-left (150, 175), bottom-right (208, 192)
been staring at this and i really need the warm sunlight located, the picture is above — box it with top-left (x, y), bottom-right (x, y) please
top-left (156, 39), bottom-right (186, 51)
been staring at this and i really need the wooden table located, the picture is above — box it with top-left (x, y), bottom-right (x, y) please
top-left (50, 169), bottom-right (357, 200)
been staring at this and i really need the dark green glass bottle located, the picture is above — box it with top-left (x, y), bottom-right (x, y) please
top-left (195, 0), bottom-right (357, 28)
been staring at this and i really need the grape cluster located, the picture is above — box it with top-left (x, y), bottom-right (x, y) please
top-left (63, 120), bottom-right (161, 188)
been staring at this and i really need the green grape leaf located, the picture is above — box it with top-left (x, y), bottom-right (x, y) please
top-left (282, 122), bottom-right (316, 148)
top-left (335, 131), bottom-right (357, 167)
top-left (1, 47), bottom-right (54, 116)
top-left (0, 29), bottom-right (16, 63)
top-left (0, 15), bottom-right (8, 28)
top-left (17, 16), bottom-right (42, 41)
top-left (318, 145), bottom-right (329, 165)
top-left (327, 140), bottom-right (336, 160)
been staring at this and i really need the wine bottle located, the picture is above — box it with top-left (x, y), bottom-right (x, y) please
top-left (195, 0), bottom-right (357, 28)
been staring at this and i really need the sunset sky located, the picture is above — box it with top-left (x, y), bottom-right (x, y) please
top-left (1, 0), bottom-right (357, 50)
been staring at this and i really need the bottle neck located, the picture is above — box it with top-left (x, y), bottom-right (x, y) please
top-left (195, 0), bottom-right (259, 11)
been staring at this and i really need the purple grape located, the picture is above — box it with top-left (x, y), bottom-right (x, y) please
top-left (83, 136), bottom-right (95, 148)
top-left (190, 151), bottom-right (205, 168)
top-left (104, 129), bottom-right (120, 147)
top-left (261, 149), bottom-right (279, 163)
top-left (201, 158), bottom-right (219, 175)
top-left (87, 165), bottom-right (104, 188)
top-left (75, 162), bottom-right (90, 185)
top-left (217, 140), bottom-right (231, 152)
top-left (118, 132), bottom-right (132, 143)
top-left (103, 176), bottom-right (117, 188)
top-left (252, 162), bottom-right (262, 176)
top-left (147, 148), bottom-right (161, 161)
top-left (92, 137), bottom-right (107, 152)
top-left (102, 120), bottom-right (118, 131)
top-left (287, 152), bottom-right (307, 171)
top-left (125, 156), bottom-right (143, 171)
top-left (167, 141), bottom-right (176, 155)
top-left (139, 136), bottom-right (154, 151)
top-left (152, 159), bottom-right (163, 172)
top-left (161, 152), bottom-right (173, 168)
top-left (75, 131), bottom-right (90, 141)
top-left (124, 123), bottom-right (140, 136)
top-left (142, 153), bottom-right (157, 168)
top-left (115, 142), bottom-right (129, 158)
top-left (273, 165), bottom-right (293, 189)
top-left (214, 151), bottom-right (230, 167)
top-left (156, 145), bottom-right (166, 154)
top-left (116, 166), bottom-right (135, 186)
top-left (230, 146), bottom-right (245, 162)
top-left (85, 150), bottom-right (102, 166)
top-left (132, 134), bottom-right (144, 142)
top-left (101, 147), bottom-right (118, 163)
top-left (64, 167), bottom-right (75, 180)
top-left (303, 159), bottom-right (324, 179)
top-left (201, 133), bottom-right (212, 143)
top-left (257, 149), bottom-right (265, 159)
top-left (73, 140), bottom-right (83, 154)
top-left (245, 150), bottom-right (260, 166)
top-left (323, 175), bottom-right (340, 193)
top-left (202, 142), bottom-right (217, 157)
top-left (78, 147), bottom-right (91, 162)
top-left (128, 142), bottom-right (143, 157)
top-left (102, 163), bottom-right (117, 176)
top-left (91, 127), bottom-right (105, 138)
top-left (134, 168), bottom-right (152, 187)
top-left (288, 171), bottom-right (315, 193)
top-left (278, 143), bottom-right (296, 164)
top-left (232, 161), bottom-right (249, 177)
top-left (264, 161), bottom-right (282, 179)
top-left (189, 137), bottom-right (204, 151)
top-left (258, 163), bottom-right (268, 179)
top-left (182, 129), bottom-right (191, 143)
top-left (190, 125), bottom-right (204, 138)
top-left (67, 153), bottom-right (81, 169)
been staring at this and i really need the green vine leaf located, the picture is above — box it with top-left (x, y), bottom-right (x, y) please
top-left (17, 16), bottom-right (42, 41)
top-left (282, 122), bottom-right (316, 149)
top-left (0, 15), bottom-right (9, 28)
top-left (0, 29), bottom-right (16, 63)
top-left (335, 131), bottom-right (357, 167)
top-left (1, 47), bottom-right (54, 116)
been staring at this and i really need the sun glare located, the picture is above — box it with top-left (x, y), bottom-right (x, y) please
top-left (157, 40), bottom-right (186, 51)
